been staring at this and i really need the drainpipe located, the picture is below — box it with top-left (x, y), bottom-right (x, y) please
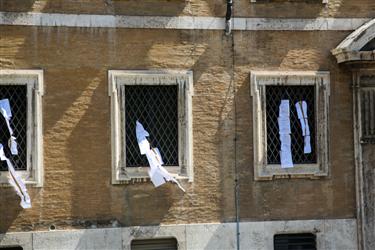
top-left (225, 1), bottom-right (238, 248)
top-left (225, 0), bottom-right (233, 35)
top-left (227, 2), bottom-right (239, 249)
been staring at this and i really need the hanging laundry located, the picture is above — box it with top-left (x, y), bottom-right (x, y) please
top-left (136, 121), bottom-right (185, 192)
top-left (0, 99), bottom-right (18, 155)
top-left (279, 100), bottom-right (293, 168)
top-left (295, 101), bottom-right (312, 154)
top-left (0, 98), bottom-right (31, 209)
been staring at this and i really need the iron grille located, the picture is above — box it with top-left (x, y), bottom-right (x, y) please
top-left (0, 85), bottom-right (27, 171)
top-left (361, 88), bottom-right (375, 143)
top-left (131, 238), bottom-right (178, 250)
top-left (124, 85), bottom-right (179, 167)
top-left (266, 86), bottom-right (316, 164)
top-left (274, 233), bottom-right (316, 250)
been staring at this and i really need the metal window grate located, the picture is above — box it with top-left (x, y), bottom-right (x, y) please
top-left (131, 238), bottom-right (178, 250)
top-left (266, 86), bottom-right (316, 164)
top-left (274, 233), bottom-right (316, 250)
top-left (124, 85), bottom-right (178, 167)
top-left (0, 85), bottom-right (27, 171)
top-left (361, 88), bottom-right (375, 143)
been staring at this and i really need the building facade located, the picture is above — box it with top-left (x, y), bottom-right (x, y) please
top-left (0, 1), bottom-right (374, 249)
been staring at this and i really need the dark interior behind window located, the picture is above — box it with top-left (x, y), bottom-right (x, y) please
top-left (274, 233), bottom-right (316, 250)
top-left (0, 85), bottom-right (27, 171)
top-left (124, 85), bottom-right (178, 167)
top-left (266, 85), bottom-right (316, 164)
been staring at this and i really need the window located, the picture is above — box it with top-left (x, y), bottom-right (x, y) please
top-left (266, 85), bottom-right (317, 165)
top-left (109, 70), bottom-right (193, 184)
top-left (131, 238), bottom-right (178, 250)
top-left (0, 70), bottom-right (43, 186)
top-left (251, 71), bottom-right (329, 180)
top-left (274, 233), bottom-right (316, 250)
top-left (359, 75), bottom-right (375, 144)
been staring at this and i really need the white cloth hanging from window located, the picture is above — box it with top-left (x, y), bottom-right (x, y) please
top-left (136, 121), bottom-right (185, 192)
top-left (295, 101), bottom-right (312, 154)
top-left (0, 99), bottom-right (18, 155)
top-left (279, 100), bottom-right (293, 168)
top-left (0, 99), bottom-right (31, 209)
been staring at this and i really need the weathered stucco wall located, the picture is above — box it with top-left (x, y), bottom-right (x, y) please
top-left (0, 0), bottom-right (375, 18)
top-left (0, 25), bottom-right (356, 232)
top-left (0, 26), bottom-right (236, 232)
top-left (234, 31), bottom-right (356, 220)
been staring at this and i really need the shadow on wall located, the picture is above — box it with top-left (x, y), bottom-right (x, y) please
top-left (0, 191), bottom-right (24, 233)
top-left (233, 29), bottom-right (356, 220)
top-left (240, 0), bottom-right (348, 18)
top-left (0, 14), bottom-right (238, 233)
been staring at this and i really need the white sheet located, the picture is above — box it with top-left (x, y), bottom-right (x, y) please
top-left (295, 101), bottom-right (312, 154)
top-left (136, 121), bottom-right (185, 192)
top-left (279, 100), bottom-right (293, 168)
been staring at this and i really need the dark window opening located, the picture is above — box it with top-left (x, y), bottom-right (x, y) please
top-left (361, 38), bottom-right (375, 51)
top-left (0, 246), bottom-right (23, 250)
top-left (131, 238), bottom-right (178, 250)
top-left (274, 233), bottom-right (316, 250)
top-left (0, 85), bottom-right (27, 171)
top-left (124, 85), bottom-right (179, 167)
top-left (360, 88), bottom-right (375, 143)
top-left (266, 85), bottom-right (316, 164)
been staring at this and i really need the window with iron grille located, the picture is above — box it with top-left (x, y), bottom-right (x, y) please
top-left (0, 85), bottom-right (27, 171)
top-left (266, 86), bottom-right (316, 164)
top-left (358, 75), bottom-right (375, 144)
top-left (274, 233), bottom-right (316, 250)
top-left (251, 71), bottom-right (330, 180)
top-left (0, 70), bottom-right (44, 186)
top-left (109, 70), bottom-right (194, 184)
top-left (124, 85), bottom-right (179, 167)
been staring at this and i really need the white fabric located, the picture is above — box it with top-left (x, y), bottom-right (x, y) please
top-left (278, 117), bottom-right (291, 134)
top-left (9, 136), bottom-right (18, 155)
top-left (0, 99), bottom-right (12, 117)
top-left (295, 101), bottom-right (312, 154)
top-left (136, 121), bottom-right (185, 192)
top-left (0, 99), bottom-right (30, 208)
top-left (279, 100), bottom-right (293, 168)
top-left (0, 144), bottom-right (31, 208)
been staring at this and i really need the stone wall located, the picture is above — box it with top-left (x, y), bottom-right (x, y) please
top-left (0, 24), bottom-right (357, 232)
top-left (0, 0), bottom-right (375, 18)
top-left (0, 219), bottom-right (359, 250)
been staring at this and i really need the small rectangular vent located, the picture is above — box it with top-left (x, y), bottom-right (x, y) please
top-left (0, 246), bottom-right (23, 250)
top-left (274, 233), bottom-right (316, 250)
top-left (131, 238), bottom-right (178, 250)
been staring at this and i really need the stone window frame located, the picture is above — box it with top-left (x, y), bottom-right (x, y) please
top-left (0, 69), bottom-right (44, 187)
top-left (250, 71), bottom-right (330, 180)
top-left (109, 70), bottom-right (194, 184)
